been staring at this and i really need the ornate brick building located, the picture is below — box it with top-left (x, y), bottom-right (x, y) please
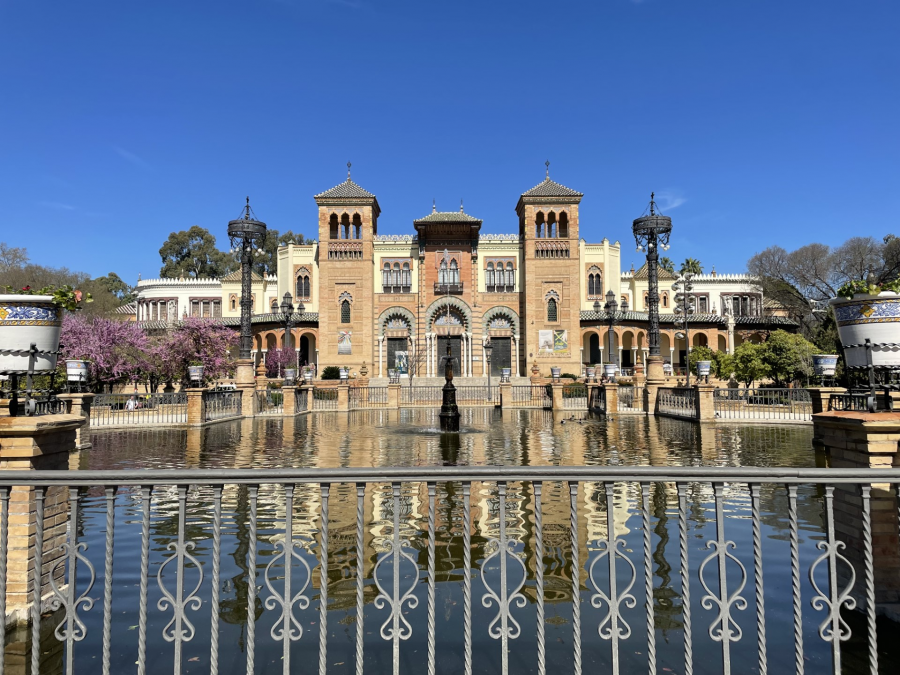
top-left (132, 170), bottom-right (796, 378)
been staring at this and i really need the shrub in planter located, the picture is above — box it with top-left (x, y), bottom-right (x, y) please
top-left (320, 366), bottom-right (341, 380)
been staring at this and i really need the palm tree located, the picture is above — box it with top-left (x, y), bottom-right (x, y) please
top-left (659, 257), bottom-right (676, 274)
top-left (680, 258), bottom-right (703, 275)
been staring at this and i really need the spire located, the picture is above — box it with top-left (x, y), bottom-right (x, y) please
top-left (432, 198), bottom-right (436, 213)
top-left (460, 199), bottom-right (464, 213)
top-left (545, 159), bottom-right (550, 178)
top-left (649, 192), bottom-right (656, 216)
top-left (347, 161), bottom-right (352, 180)
top-left (245, 196), bottom-right (251, 219)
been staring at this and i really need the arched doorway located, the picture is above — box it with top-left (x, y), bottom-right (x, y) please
top-left (589, 333), bottom-right (601, 364)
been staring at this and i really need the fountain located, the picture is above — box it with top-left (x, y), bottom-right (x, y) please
top-left (438, 343), bottom-right (460, 432)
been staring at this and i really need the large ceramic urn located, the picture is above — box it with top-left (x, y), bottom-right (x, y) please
top-left (830, 292), bottom-right (900, 368)
top-left (0, 294), bottom-right (61, 373)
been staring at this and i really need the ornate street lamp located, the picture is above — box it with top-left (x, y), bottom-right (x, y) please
top-left (673, 274), bottom-right (696, 386)
top-left (484, 338), bottom-right (493, 403)
top-left (228, 198), bottom-right (267, 361)
top-left (632, 193), bottom-right (672, 380)
top-left (604, 290), bottom-right (619, 376)
top-left (280, 292), bottom-right (294, 381)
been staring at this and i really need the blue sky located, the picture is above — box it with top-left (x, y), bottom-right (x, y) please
top-left (1, 0), bottom-right (897, 281)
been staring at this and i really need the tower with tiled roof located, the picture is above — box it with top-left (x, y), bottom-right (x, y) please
top-left (313, 163), bottom-right (379, 373)
top-left (516, 162), bottom-right (584, 376)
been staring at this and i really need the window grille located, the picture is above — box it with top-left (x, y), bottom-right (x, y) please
top-left (341, 300), bottom-right (351, 323)
top-left (547, 298), bottom-right (558, 322)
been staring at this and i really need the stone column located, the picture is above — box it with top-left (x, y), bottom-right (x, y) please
top-left (813, 411), bottom-right (900, 616)
top-left (0, 414), bottom-right (85, 623)
top-left (603, 383), bottom-right (618, 414)
top-left (806, 387), bottom-right (847, 415)
top-left (234, 358), bottom-right (256, 418)
top-left (186, 388), bottom-right (206, 426)
top-left (514, 335), bottom-right (519, 377)
top-left (281, 386), bottom-right (296, 417)
top-left (378, 338), bottom-right (383, 378)
top-left (387, 383), bottom-right (400, 409)
top-left (726, 316), bottom-right (735, 354)
top-left (337, 384), bottom-right (350, 412)
top-left (550, 382), bottom-right (564, 411)
top-left (56, 392), bottom-right (95, 450)
top-left (695, 383), bottom-right (716, 421)
top-left (499, 381), bottom-right (512, 409)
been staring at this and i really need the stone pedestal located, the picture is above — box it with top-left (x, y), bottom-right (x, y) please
top-left (806, 387), bottom-right (847, 415)
top-left (814, 411), bottom-right (900, 619)
top-left (550, 383), bottom-right (564, 411)
top-left (281, 386), bottom-right (296, 417)
top-left (185, 388), bottom-right (206, 426)
top-left (234, 358), bottom-right (256, 418)
top-left (387, 384), bottom-right (400, 409)
top-left (499, 382), bottom-right (512, 409)
top-left (0, 414), bottom-right (85, 625)
top-left (695, 383), bottom-right (716, 421)
top-left (255, 361), bottom-right (268, 391)
top-left (602, 383), bottom-right (618, 414)
top-left (56, 392), bottom-right (95, 450)
top-left (643, 355), bottom-right (665, 416)
top-left (337, 384), bottom-right (350, 412)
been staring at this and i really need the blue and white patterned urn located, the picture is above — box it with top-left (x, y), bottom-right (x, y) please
top-left (0, 294), bottom-right (61, 373)
top-left (830, 292), bottom-right (900, 368)
top-left (812, 354), bottom-right (839, 377)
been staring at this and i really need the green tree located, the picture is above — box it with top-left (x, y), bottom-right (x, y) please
top-left (762, 329), bottom-right (816, 386)
top-left (659, 257), bottom-right (675, 274)
top-left (688, 345), bottom-right (733, 378)
top-left (0, 242), bottom-right (28, 272)
top-left (732, 342), bottom-right (769, 388)
top-left (90, 272), bottom-right (135, 302)
top-left (240, 228), bottom-right (315, 277)
top-left (679, 258), bottom-right (703, 275)
top-left (159, 226), bottom-right (236, 279)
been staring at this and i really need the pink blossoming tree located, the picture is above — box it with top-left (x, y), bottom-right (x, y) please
top-left (60, 315), bottom-right (149, 391)
top-left (265, 348), bottom-right (295, 378)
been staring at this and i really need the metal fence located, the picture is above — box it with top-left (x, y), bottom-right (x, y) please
top-left (455, 385), bottom-right (500, 407)
top-left (203, 390), bottom-right (242, 421)
top-left (589, 385), bottom-right (606, 413)
top-left (295, 387), bottom-right (309, 413)
top-left (2, 465), bottom-right (896, 675)
top-left (348, 386), bottom-right (389, 409)
top-left (617, 385), bottom-right (644, 413)
top-left (714, 388), bottom-right (813, 422)
top-left (312, 387), bottom-right (339, 411)
top-left (400, 386), bottom-right (443, 406)
top-left (656, 387), bottom-right (697, 419)
top-left (561, 383), bottom-right (588, 410)
top-left (509, 385), bottom-right (552, 408)
top-left (92, 392), bottom-right (188, 427)
top-left (256, 388), bottom-right (284, 416)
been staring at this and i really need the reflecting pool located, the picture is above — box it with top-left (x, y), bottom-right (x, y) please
top-left (41, 411), bottom-right (900, 673)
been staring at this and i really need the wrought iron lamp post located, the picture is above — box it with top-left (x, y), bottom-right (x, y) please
top-left (484, 338), bottom-right (493, 403)
top-left (280, 292), bottom-right (294, 380)
top-left (604, 290), bottom-right (619, 373)
top-left (632, 193), bottom-right (672, 380)
top-left (227, 198), bottom-right (267, 361)
top-left (673, 274), bottom-right (695, 386)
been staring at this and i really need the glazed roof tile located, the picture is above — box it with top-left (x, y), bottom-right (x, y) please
top-left (314, 179), bottom-right (376, 200)
top-left (520, 177), bottom-right (583, 198)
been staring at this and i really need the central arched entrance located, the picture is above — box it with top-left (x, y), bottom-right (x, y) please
top-left (434, 307), bottom-right (465, 378)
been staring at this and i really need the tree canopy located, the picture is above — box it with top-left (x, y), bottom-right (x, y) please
top-left (159, 226), bottom-right (236, 279)
top-left (659, 257), bottom-right (675, 274)
top-left (679, 258), bottom-right (703, 275)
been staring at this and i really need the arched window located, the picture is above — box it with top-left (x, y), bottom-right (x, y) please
top-left (230, 297), bottom-right (236, 311)
top-left (352, 214), bottom-right (362, 240)
top-left (340, 213), bottom-right (351, 240)
top-left (548, 212), bottom-right (557, 238)
top-left (296, 271), bottom-right (310, 299)
top-left (547, 298), bottom-right (558, 322)
top-left (341, 300), bottom-right (351, 323)
top-left (439, 259), bottom-right (448, 285)
top-left (450, 259), bottom-right (459, 285)
top-left (402, 262), bottom-right (410, 290)
top-left (505, 262), bottom-right (514, 289)
top-left (391, 263), bottom-right (400, 287)
top-left (486, 262), bottom-right (494, 290)
top-left (535, 211), bottom-right (545, 238)
top-left (271, 299), bottom-right (278, 311)
top-left (382, 262), bottom-right (391, 290)
top-left (644, 292), bottom-right (649, 309)
top-left (662, 294), bottom-right (669, 308)
top-left (559, 212), bottom-right (569, 238)
top-left (587, 267), bottom-right (602, 297)
top-left (329, 213), bottom-right (339, 240)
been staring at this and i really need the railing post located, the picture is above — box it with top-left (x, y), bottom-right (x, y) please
top-left (499, 381), bottom-right (512, 409)
top-left (644, 382), bottom-right (660, 416)
top-left (387, 383), bottom-right (400, 409)
top-left (337, 383), bottom-right (350, 412)
top-left (806, 386), bottom-right (847, 415)
top-left (55, 392), bottom-right (95, 449)
top-left (695, 383), bottom-right (716, 421)
top-left (602, 383), bottom-right (618, 414)
top-left (281, 386), bottom-right (296, 417)
top-left (550, 382), bottom-right (564, 410)
top-left (235, 358), bottom-right (257, 418)
top-left (186, 388), bottom-right (206, 426)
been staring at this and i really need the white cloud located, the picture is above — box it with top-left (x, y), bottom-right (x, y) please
top-left (39, 201), bottom-right (77, 211)
top-left (655, 190), bottom-right (687, 211)
top-left (113, 146), bottom-right (151, 170)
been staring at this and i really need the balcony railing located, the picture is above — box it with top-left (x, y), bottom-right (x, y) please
top-left (2, 466), bottom-right (896, 675)
top-left (92, 392), bottom-right (187, 427)
top-left (714, 388), bottom-right (813, 421)
top-left (434, 282), bottom-right (463, 294)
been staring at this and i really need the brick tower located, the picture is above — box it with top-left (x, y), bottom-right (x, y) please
top-left (516, 165), bottom-right (584, 377)
top-left (314, 165), bottom-right (380, 375)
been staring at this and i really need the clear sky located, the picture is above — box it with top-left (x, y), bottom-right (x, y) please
top-left (1, 0), bottom-right (897, 282)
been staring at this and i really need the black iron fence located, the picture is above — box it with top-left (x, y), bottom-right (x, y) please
top-left (656, 387), bottom-right (697, 419)
top-left (312, 387), bottom-right (339, 411)
top-left (203, 390), bottom-right (242, 422)
top-left (617, 385), bottom-right (644, 413)
top-left (256, 388), bottom-right (284, 416)
top-left (1, 466), bottom-right (896, 675)
top-left (714, 388), bottom-right (812, 422)
top-left (561, 383), bottom-right (588, 410)
top-left (400, 386), bottom-right (443, 407)
top-left (348, 386), bottom-right (389, 409)
top-left (509, 385), bottom-right (552, 408)
top-left (92, 393), bottom-right (188, 427)
top-left (295, 387), bottom-right (309, 413)
top-left (589, 385), bottom-right (606, 413)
